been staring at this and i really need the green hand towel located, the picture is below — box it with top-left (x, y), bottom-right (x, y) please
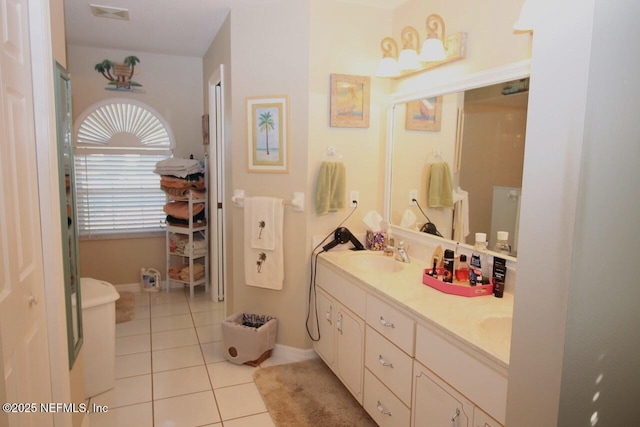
top-left (427, 162), bottom-right (454, 208)
top-left (315, 161), bottom-right (346, 215)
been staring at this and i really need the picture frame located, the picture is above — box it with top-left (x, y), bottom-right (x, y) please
top-left (246, 95), bottom-right (289, 173)
top-left (330, 74), bottom-right (370, 128)
top-left (405, 96), bottom-right (443, 131)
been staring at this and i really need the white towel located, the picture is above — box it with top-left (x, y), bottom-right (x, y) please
top-left (452, 187), bottom-right (470, 243)
top-left (250, 197), bottom-right (279, 250)
top-left (244, 197), bottom-right (284, 290)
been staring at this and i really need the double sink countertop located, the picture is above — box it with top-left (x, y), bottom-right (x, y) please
top-left (318, 250), bottom-right (514, 369)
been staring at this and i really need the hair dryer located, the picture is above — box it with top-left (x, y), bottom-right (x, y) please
top-left (322, 227), bottom-right (365, 252)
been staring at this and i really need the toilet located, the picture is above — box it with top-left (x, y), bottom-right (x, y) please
top-left (80, 277), bottom-right (120, 398)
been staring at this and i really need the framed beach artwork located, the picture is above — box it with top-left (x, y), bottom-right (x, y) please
top-left (406, 96), bottom-right (443, 131)
top-left (246, 95), bottom-right (289, 173)
top-left (330, 74), bottom-right (370, 128)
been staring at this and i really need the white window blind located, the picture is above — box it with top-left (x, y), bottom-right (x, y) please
top-left (74, 99), bottom-right (174, 239)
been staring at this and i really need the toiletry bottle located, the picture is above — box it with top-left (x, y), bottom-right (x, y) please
top-left (471, 233), bottom-right (488, 285)
top-left (384, 232), bottom-right (394, 256)
top-left (494, 231), bottom-right (511, 256)
top-left (443, 249), bottom-right (454, 283)
top-left (455, 254), bottom-right (470, 282)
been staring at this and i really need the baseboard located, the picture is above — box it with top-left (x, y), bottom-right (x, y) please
top-left (272, 344), bottom-right (318, 363)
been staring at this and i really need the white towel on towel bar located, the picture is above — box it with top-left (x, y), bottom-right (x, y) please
top-left (244, 197), bottom-right (284, 290)
top-left (250, 197), bottom-right (279, 250)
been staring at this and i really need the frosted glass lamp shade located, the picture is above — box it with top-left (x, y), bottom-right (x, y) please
top-left (376, 57), bottom-right (400, 77)
top-left (513, 0), bottom-right (534, 31)
top-left (419, 38), bottom-right (446, 62)
top-left (398, 48), bottom-right (421, 71)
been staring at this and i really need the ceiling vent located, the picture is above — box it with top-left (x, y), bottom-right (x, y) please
top-left (90, 4), bottom-right (130, 21)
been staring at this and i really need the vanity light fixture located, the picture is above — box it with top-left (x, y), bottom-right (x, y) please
top-left (375, 13), bottom-right (466, 79)
top-left (513, 0), bottom-right (535, 31)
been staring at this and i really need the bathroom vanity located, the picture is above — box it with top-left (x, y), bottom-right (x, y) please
top-left (314, 250), bottom-right (513, 427)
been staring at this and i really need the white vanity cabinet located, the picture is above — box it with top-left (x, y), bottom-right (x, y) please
top-left (412, 359), bottom-right (474, 427)
top-left (473, 407), bottom-right (502, 427)
top-left (314, 267), bottom-right (366, 404)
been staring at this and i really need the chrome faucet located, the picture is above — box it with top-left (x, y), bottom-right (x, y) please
top-left (394, 241), bottom-right (410, 263)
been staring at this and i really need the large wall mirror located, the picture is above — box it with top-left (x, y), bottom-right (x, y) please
top-left (54, 62), bottom-right (83, 367)
top-left (386, 62), bottom-right (530, 259)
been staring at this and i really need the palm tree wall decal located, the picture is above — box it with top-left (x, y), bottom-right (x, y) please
top-left (258, 111), bottom-right (275, 155)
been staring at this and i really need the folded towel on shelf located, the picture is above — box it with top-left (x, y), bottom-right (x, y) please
top-left (426, 162), bottom-right (454, 208)
top-left (315, 161), bottom-right (346, 215)
top-left (160, 174), bottom-right (205, 190)
top-left (154, 158), bottom-right (204, 178)
top-left (161, 186), bottom-right (206, 200)
top-left (163, 201), bottom-right (205, 219)
top-left (244, 197), bottom-right (284, 290)
top-left (179, 263), bottom-right (205, 281)
top-left (250, 197), bottom-right (280, 250)
top-left (166, 211), bottom-right (206, 227)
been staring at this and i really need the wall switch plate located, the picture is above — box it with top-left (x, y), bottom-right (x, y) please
top-left (409, 190), bottom-right (418, 205)
top-left (349, 190), bottom-right (359, 207)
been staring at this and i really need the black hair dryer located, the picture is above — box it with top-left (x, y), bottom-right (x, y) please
top-left (322, 227), bottom-right (365, 252)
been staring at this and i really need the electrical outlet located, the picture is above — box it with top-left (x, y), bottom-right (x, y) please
top-left (349, 190), bottom-right (359, 207)
top-left (409, 190), bottom-right (418, 205)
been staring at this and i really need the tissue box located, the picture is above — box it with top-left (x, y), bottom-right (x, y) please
top-left (365, 230), bottom-right (386, 251)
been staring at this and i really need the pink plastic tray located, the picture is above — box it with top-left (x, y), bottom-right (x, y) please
top-left (423, 268), bottom-right (493, 297)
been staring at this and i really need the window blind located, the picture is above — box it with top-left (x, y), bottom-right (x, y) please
top-left (75, 153), bottom-right (168, 238)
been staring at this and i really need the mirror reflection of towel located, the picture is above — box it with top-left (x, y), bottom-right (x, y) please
top-left (427, 162), bottom-right (453, 208)
top-left (315, 161), bottom-right (346, 215)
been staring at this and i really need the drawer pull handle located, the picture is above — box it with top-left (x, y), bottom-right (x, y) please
top-left (451, 408), bottom-right (460, 423)
top-left (325, 307), bottom-right (332, 325)
top-left (379, 316), bottom-right (395, 328)
top-left (377, 401), bottom-right (392, 416)
top-left (378, 355), bottom-right (394, 368)
top-left (337, 313), bottom-right (343, 334)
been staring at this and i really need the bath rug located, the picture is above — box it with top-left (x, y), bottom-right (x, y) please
top-left (115, 291), bottom-right (135, 324)
top-left (253, 358), bottom-right (376, 427)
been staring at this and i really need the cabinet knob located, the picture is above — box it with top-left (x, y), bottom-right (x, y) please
top-left (379, 316), bottom-right (395, 328)
top-left (378, 355), bottom-right (394, 368)
top-left (376, 401), bottom-right (392, 416)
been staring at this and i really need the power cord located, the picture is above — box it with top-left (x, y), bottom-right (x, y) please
top-left (305, 201), bottom-right (359, 341)
top-left (413, 198), bottom-right (443, 237)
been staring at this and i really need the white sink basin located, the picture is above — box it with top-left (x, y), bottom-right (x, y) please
top-left (342, 252), bottom-right (405, 273)
top-left (479, 316), bottom-right (513, 343)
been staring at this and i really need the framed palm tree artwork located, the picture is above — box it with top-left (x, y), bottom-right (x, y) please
top-left (246, 95), bottom-right (289, 173)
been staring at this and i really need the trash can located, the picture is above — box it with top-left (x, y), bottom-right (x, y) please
top-left (221, 313), bottom-right (277, 366)
top-left (80, 277), bottom-right (120, 398)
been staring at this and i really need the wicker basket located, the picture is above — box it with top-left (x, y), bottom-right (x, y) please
top-left (221, 313), bottom-right (278, 366)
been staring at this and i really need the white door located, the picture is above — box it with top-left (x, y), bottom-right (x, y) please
top-left (0, 0), bottom-right (54, 425)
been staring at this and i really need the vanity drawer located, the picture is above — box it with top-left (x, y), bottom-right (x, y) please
top-left (365, 326), bottom-right (413, 406)
top-left (363, 368), bottom-right (410, 427)
top-left (316, 264), bottom-right (366, 318)
top-left (415, 323), bottom-right (508, 425)
top-left (366, 295), bottom-right (415, 355)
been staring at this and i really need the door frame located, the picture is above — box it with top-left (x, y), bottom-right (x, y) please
top-left (207, 65), bottom-right (227, 303)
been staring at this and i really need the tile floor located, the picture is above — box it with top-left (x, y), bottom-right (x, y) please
top-left (88, 286), bottom-right (291, 427)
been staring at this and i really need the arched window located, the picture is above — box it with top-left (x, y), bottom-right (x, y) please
top-left (74, 99), bottom-right (174, 238)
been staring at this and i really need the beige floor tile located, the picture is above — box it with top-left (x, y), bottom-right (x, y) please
top-left (88, 401), bottom-right (152, 427)
top-left (207, 361), bottom-right (257, 389)
top-left (151, 327), bottom-right (198, 351)
top-left (189, 300), bottom-right (222, 313)
top-left (152, 365), bottom-right (211, 400)
top-left (150, 290), bottom-right (187, 305)
top-left (152, 344), bottom-right (204, 372)
top-left (91, 374), bottom-right (152, 409)
top-left (201, 341), bottom-right (225, 364)
top-left (134, 305), bottom-right (151, 320)
top-left (151, 313), bottom-right (194, 332)
top-left (214, 383), bottom-right (267, 421)
top-left (115, 334), bottom-right (150, 356)
top-left (115, 352), bottom-right (151, 379)
top-left (196, 324), bottom-right (222, 344)
top-left (153, 390), bottom-right (220, 426)
top-left (150, 301), bottom-right (191, 318)
top-left (191, 309), bottom-right (225, 327)
top-left (222, 412), bottom-right (275, 427)
top-left (115, 319), bottom-right (150, 338)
